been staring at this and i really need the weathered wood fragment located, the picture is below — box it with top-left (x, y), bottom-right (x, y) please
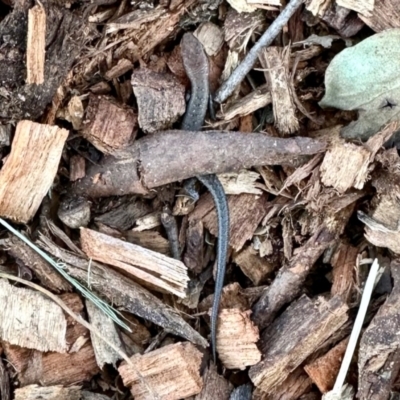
top-left (259, 47), bottom-right (298, 134)
top-left (357, 260), bottom-right (400, 398)
top-left (0, 121), bottom-right (68, 223)
top-left (82, 95), bottom-right (138, 154)
top-left (0, 279), bottom-right (66, 352)
top-left (3, 293), bottom-right (99, 386)
top-left (216, 309), bottom-right (261, 370)
top-left (249, 295), bottom-right (348, 393)
top-left (119, 342), bottom-right (203, 400)
top-left (37, 234), bottom-right (207, 347)
top-left (27, 4), bottom-right (46, 84)
top-left (131, 68), bottom-right (185, 133)
top-left (195, 364), bottom-right (233, 400)
top-left (80, 228), bottom-right (189, 297)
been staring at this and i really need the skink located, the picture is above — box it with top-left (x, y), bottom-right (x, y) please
top-left (180, 32), bottom-right (229, 363)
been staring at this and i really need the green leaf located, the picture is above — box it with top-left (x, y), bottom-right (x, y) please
top-left (319, 29), bottom-right (400, 140)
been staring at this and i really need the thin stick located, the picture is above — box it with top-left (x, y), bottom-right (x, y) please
top-left (331, 259), bottom-right (380, 394)
top-left (0, 273), bottom-right (159, 400)
top-left (214, 0), bottom-right (304, 104)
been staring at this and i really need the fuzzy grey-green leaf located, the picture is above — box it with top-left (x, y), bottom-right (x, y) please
top-left (319, 29), bottom-right (400, 140)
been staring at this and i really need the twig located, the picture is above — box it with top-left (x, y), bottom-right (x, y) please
top-left (214, 0), bottom-right (304, 104)
top-left (326, 259), bottom-right (381, 397)
top-left (0, 273), bottom-right (159, 400)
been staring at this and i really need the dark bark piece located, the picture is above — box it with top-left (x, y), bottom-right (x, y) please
top-left (0, 2), bottom-right (90, 121)
top-left (3, 236), bottom-right (72, 293)
top-left (230, 384), bottom-right (252, 400)
top-left (331, 242), bottom-right (358, 302)
top-left (190, 192), bottom-right (268, 252)
top-left (0, 357), bottom-right (10, 400)
top-left (249, 295), bottom-right (348, 393)
top-left (261, 367), bottom-right (312, 400)
top-left (57, 196), bottom-right (91, 229)
top-left (94, 196), bottom-right (151, 231)
top-left (131, 68), bottom-right (186, 133)
top-left (3, 293), bottom-right (99, 386)
top-left (195, 364), bottom-right (233, 400)
top-left (183, 220), bottom-right (204, 274)
top-left (81, 94), bottom-right (138, 154)
top-left (37, 235), bottom-right (208, 347)
top-left (252, 204), bottom-right (354, 330)
top-left (69, 155), bottom-right (86, 182)
top-left (357, 260), bottom-right (400, 399)
top-left (72, 131), bottom-right (326, 198)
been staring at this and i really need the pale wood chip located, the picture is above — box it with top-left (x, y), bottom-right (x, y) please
top-left (80, 228), bottom-right (189, 297)
top-left (0, 120), bottom-right (68, 223)
top-left (216, 309), bottom-right (261, 370)
top-left (119, 342), bottom-right (203, 400)
top-left (0, 279), bottom-right (67, 353)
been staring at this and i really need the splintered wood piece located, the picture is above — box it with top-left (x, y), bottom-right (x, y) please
top-left (253, 204), bottom-right (354, 330)
top-left (218, 84), bottom-right (271, 121)
top-left (4, 235), bottom-right (72, 293)
top-left (69, 155), bottom-right (85, 182)
top-left (196, 364), bottom-right (233, 399)
top-left (233, 245), bottom-right (276, 285)
top-left (3, 293), bottom-right (99, 386)
top-left (27, 4), bottom-right (46, 84)
top-left (86, 300), bottom-right (123, 368)
top-left (119, 342), bottom-right (203, 400)
top-left (359, 0), bottom-right (400, 31)
top-left (249, 295), bottom-right (348, 393)
top-left (218, 170), bottom-right (263, 195)
top-left (82, 95), bottom-right (138, 154)
top-left (357, 260), bottom-right (400, 398)
top-left (199, 282), bottom-right (250, 313)
top-left (72, 131), bottom-right (326, 198)
top-left (259, 47), bottom-right (298, 135)
top-left (15, 385), bottom-right (81, 400)
top-left (0, 120), bottom-right (68, 223)
top-left (320, 139), bottom-right (370, 192)
top-left (331, 242), bottom-right (358, 301)
top-left (321, 122), bottom-right (397, 193)
top-left (190, 193), bottom-right (268, 252)
top-left (131, 68), bottom-right (185, 133)
top-left (37, 235), bottom-right (207, 347)
top-left (361, 194), bottom-right (400, 253)
top-left (80, 228), bottom-right (189, 297)
top-left (216, 309), bottom-right (261, 370)
top-left (0, 279), bottom-right (66, 352)
top-left (304, 338), bottom-right (349, 393)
